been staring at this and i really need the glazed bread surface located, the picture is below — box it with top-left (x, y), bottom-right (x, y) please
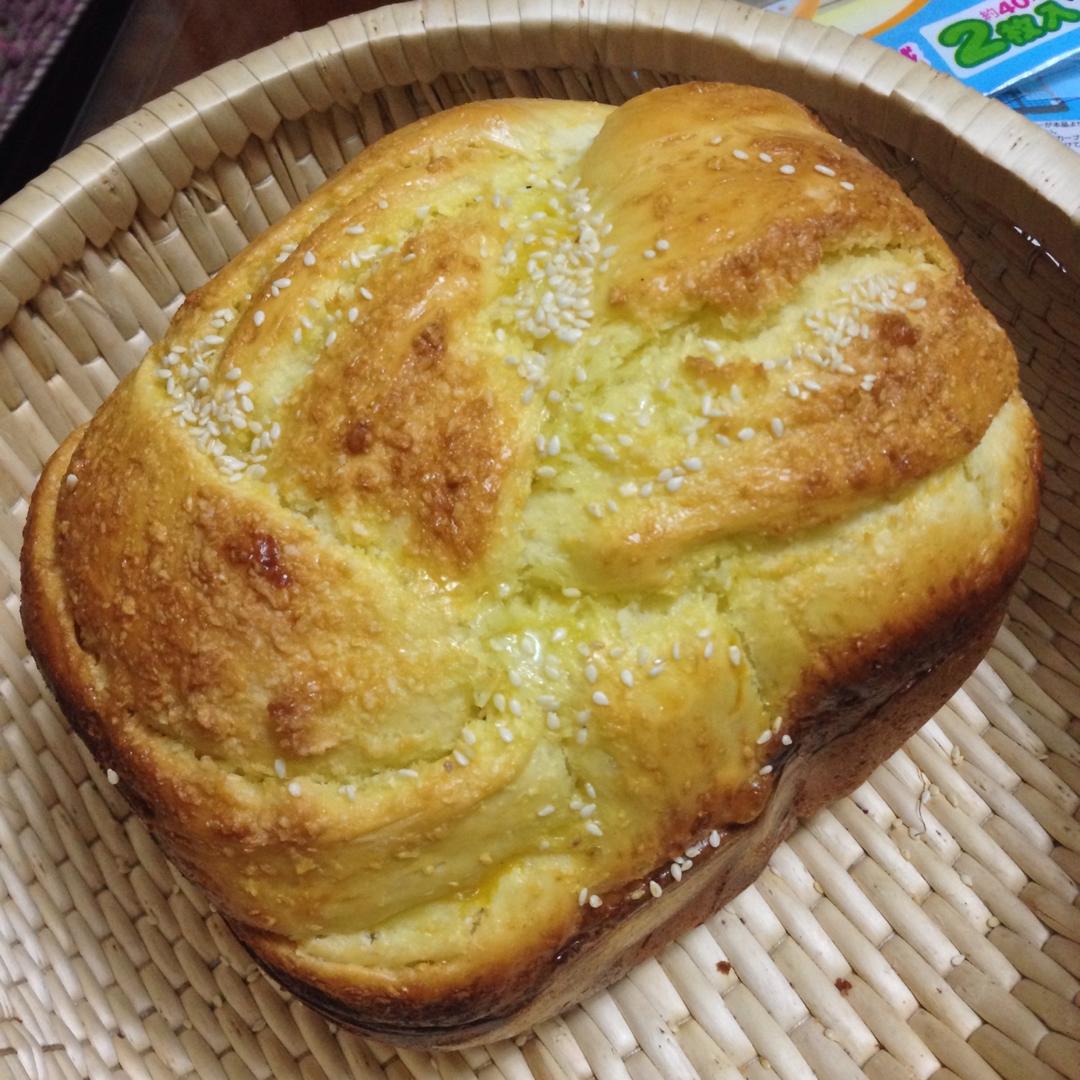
top-left (22, 83), bottom-right (1040, 1045)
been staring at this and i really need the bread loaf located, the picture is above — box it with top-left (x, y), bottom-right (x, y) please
top-left (21, 83), bottom-right (1040, 1047)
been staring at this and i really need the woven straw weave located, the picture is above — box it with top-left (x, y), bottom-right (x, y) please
top-left (0, 2), bottom-right (1079, 1077)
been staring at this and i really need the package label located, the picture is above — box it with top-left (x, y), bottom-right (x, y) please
top-left (765, 0), bottom-right (1080, 147)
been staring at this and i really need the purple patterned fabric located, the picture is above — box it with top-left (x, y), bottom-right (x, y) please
top-left (0, 0), bottom-right (92, 140)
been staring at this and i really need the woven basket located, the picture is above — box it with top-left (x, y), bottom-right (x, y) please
top-left (2, 1), bottom-right (1079, 1077)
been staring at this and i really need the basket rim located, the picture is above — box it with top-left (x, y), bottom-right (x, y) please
top-left (0, 0), bottom-right (1077, 329)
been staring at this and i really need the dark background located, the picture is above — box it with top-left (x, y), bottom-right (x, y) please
top-left (1, 0), bottom-right (380, 201)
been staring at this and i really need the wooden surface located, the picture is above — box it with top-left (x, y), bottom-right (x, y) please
top-left (64, 0), bottom-right (384, 151)
top-left (0, 0), bottom-right (133, 202)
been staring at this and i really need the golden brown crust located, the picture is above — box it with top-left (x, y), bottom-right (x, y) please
top-left (21, 83), bottom-right (1040, 1047)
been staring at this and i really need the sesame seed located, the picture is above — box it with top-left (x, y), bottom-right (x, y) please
top-left (341, 784), bottom-right (358, 798)
top-left (253, 310), bottom-right (265, 327)
top-left (671, 863), bottom-right (683, 881)
top-left (453, 749), bottom-right (470, 767)
top-left (902, 281), bottom-right (918, 294)
top-left (273, 278), bottom-right (291, 289)
top-left (359, 286), bottom-right (373, 301)
top-left (463, 729), bottom-right (477, 746)
top-left (398, 768), bottom-right (419, 778)
top-left (908, 297), bottom-right (927, 311)
top-left (547, 713), bottom-right (561, 730)
top-left (326, 330), bottom-right (337, 347)
top-left (621, 669), bottom-right (634, 687)
top-left (655, 238), bottom-right (670, 251)
top-left (683, 457), bottom-right (702, 472)
top-left (737, 428), bottom-right (755, 442)
top-left (733, 149), bottom-right (750, 161)
top-left (536, 465), bottom-right (556, 478)
top-left (563, 587), bottom-right (582, 598)
top-left (782, 734), bottom-right (793, 746)
top-left (377, 199), bottom-right (388, 209)
top-left (760, 764), bottom-right (774, 775)
top-left (346, 224), bottom-right (366, 235)
top-left (779, 164), bottom-right (796, 175)
top-left (729, 645), bottom-right (742, 666)
top-left (666, 476), bottom-right (684, 493)
top-left (709, 830), bottom-right (721, 847)
top-left (578, 887), bottom-right (588, 905)
top-left (538, 804), bottom-right (556, 818)
top-left (839, 180), bottom-right (855, 191)
top-left (584, 663), bottom-right (598, 684)
top-left (509, 699), bottom-right (522, 716)
top-left (758, 152), bottom-right (773, 163)
top-left (770, 417), bottom-right (785, 438)
top-left (274, 759), bottom-right (286, 778)
top-left (287, 780), bottom-right (301, 796)
top-left (649, 881), bottom-right (663, 897)
top-left (585, 821), bottom-right (603, 837)
top-left (592, 691), bottom-right (610, 706)
top-left (589, 894), bottom-right (602, 908)
top-left (105, 768), bottom-right (119, 785)
top-left (497, 725), bottom-right (514, 743)
top-left (64, 472), bottom-right (78, 490)
top-left (303, 251), bottom-right (316, 266)
top-left (703, 642), bottom-right (714, 660)
top-left (579, 803), bottom-right (596, 818)
top-left (756, 729), bottom-right (772, 746)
